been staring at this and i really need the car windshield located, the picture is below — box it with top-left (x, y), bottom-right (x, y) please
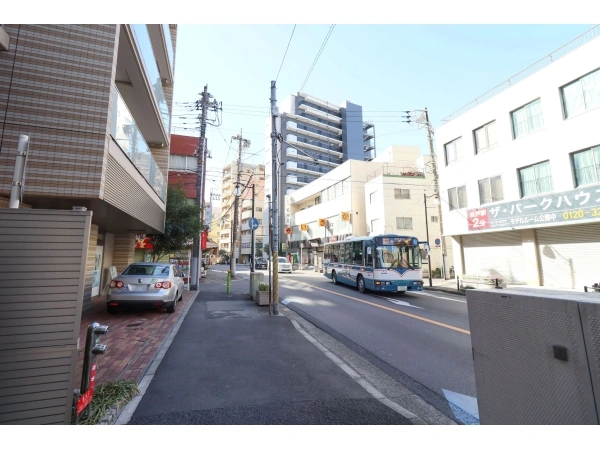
top-left (122, 265), bottom-right (170, 276)
top-left (375, 245), bottom-right (420, 269)
top-left (278, 257), bottom-right (288, 263)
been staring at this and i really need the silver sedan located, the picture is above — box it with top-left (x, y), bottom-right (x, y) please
top-left (106, 263), bottom-right (185, 314)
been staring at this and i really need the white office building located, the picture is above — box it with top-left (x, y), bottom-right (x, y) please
top-left (436, 26), bottom-right (600, 289)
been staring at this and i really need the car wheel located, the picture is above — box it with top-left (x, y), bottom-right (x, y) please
top-left (166, 301), bottom-right (176, 314)
top-left (357, 275), bottom-right (366, 294)
top-left (332, 271), bottom-right (338, 285)
top-left (107, 304), bottom-right (118, 314)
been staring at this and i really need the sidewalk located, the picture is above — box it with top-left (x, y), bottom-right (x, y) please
top-left (116, 269), bottom-right (453, 425)
top-left (78, 267), bottom-right (457, 425)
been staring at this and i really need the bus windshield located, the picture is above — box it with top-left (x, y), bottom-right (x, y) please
top-left (375, 245), bottom-right (420, 269)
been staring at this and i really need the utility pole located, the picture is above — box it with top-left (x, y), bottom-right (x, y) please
top-left (250, 183), bottom-right (255, 273)
top-left (270, 80), bottom-right (280, 316)
top-left (424, 107), bottom-right (447, 280)
top-left (424, 193), bottom-right (433, 287)
top-left (230, 130), bottom-right (250, 277)
top-left (190, 85), bottom-right (209, 291)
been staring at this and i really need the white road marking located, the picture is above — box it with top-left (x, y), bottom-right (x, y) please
top-left (411, 291), bottom-right (466, 303)
top-left (373, 296), bottom-right (423, 309)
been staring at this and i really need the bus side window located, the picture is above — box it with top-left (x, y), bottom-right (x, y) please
top-left (353, 241), bottom-right (363, 265)
top-left (365, 243), bottom-right (373, 267)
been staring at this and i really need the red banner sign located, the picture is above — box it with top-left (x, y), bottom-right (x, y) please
top-left (201, 230), bottom-right (208, 250)
top-left (135, 234), bottom-right (153, 249)
top-left (468, 208), bottom-right (490, 230)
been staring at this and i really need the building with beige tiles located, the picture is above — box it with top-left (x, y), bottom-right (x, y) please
top-left (0, 24), bottom-right (177, 309)
top-left (219, 162), bottom-right (265, 264)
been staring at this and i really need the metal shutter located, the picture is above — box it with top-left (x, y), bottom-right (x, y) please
top-left (462, 230), bottom-right (528, 284)
top-left (536, 222), bottom-right (600, 289)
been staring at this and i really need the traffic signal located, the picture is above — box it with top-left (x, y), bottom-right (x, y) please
top-left (319, 218), bottom-right (326, 227)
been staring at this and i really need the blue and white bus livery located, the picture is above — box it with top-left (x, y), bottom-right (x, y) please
top-left (323, 234), bottom-right (424, 294)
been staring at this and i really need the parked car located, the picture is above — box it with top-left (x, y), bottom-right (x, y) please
top-left (255, 258), bottom-right (268, 270)
top-left (278, 257), bottom-right (292, 273)
top-left (106, 263), bottom-right (185, 314)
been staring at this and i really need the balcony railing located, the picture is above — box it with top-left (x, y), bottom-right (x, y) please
top-left (131, 24), bottom-right (170, 133)
top-left (110, 85), bottom-right (166, 201)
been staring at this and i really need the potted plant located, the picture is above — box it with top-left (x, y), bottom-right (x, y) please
top-left (255, 282), bottom-right (270, 306)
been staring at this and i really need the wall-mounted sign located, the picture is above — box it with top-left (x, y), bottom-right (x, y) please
top-left (135, 234), bottom-right (153, 249)
top-left (319, 218), bottom-right (327, 226)
top-left (300, 223), bottom-right (308, 231)
top-left (467, 183), bottom-right (600, 231)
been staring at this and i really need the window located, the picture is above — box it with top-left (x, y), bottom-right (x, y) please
top-left (315, 196), bottom-right (321, 205)
top-left (169, 155), bottom-right (198, 171)
top-left (448, 186), bottom-right (467, 211)
top-left (518, 161), bottom-right (553, 197)
top-left (478, 175), bottom-right (504, 204)
top-left (394, 188), bottom-right (410, 199)
top-left (511, 99), bottom-right (544, 139)
top-left (561, 68), bottom-right (600, 119)
top-left (396, 217), bottom-right (413, 230)
top-left (474, 121), bottom-right (498, 153)
top-left (256, 207), bottom-right (262, 212)
top-left (371, 218), bottom-right (379, 234)
top-left (572, 145), bottom-right (600, 186)
top-left (431, 216), bottom-right (439, 223)
top-left (352, 242), bottom-right (363, 265)
top-left (444, 137), bottom-right (463, 165)
top-left (369, 192), bottom-right (377, 204)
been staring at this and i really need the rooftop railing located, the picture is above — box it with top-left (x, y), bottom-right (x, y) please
top-left (441, 25), bottom-right (600, 124)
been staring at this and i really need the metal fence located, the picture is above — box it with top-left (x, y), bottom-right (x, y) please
top-left (441, 25), bottom-right (600, 124)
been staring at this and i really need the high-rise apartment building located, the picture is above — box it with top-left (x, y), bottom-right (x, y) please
top-left (265, 92), bottom-right (375, 253)
top-left (219, 162), bottom-right (265, 264)
top-left (0, 24), bottom-right (177, 307)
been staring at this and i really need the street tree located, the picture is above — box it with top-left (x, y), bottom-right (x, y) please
top-left (150, 183), bottom-right (202, 262)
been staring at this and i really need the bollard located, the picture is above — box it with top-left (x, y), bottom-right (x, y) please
top-left (584, 286), bottom-right (588, 292)
top-left (73, 322), bottom-right (108, 423)
top-left (227, 269), bottom-right (231, 294)
top-left (457, 276), bottom-right (460, 291)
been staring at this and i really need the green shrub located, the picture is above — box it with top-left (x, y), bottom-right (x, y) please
top-left (258, 282), bottom-right (269, 292)
top-left (74, 380), bottom-right (140, 425)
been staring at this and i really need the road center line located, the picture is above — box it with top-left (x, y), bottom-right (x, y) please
top-left (282, 279), bottom-right (470, 335)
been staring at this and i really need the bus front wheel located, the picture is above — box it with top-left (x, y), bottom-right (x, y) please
top-left (332, 271), bottom-right (338, 285)
top-left (357, 275), bottom-right (366, 294)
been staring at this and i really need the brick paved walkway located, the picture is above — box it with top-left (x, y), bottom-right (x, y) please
top-left (74, 290), bottom-right (198, 389)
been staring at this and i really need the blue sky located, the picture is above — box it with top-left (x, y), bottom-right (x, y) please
top-left (169, 24), bottom-right (595, 201)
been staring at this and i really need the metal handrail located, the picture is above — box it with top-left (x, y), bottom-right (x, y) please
top-left (442, 25), bottom-right (600, 124)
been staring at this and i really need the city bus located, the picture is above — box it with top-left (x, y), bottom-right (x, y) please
top-left (323, 234), bottom-right (425, 294)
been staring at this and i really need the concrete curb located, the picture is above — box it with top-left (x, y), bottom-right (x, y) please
top-left (111, 289), bottom-right (201, 425)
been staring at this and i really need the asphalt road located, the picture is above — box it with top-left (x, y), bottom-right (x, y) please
top-left (268, 268), bottom-right (479, 424)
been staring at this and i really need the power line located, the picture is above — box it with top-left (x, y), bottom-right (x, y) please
top-left (276, 24), bottom-right (296, 82)
top-left (299, 25), bottom-right (336, 93)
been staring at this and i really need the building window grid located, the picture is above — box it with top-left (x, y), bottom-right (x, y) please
top-left (561, 68), bottom-right (600, 119)
top-left (511, 99), bottom-right (544, 139)
top-left (369, 192), bottom-right (377, 204)
top-left (518, 161), bottom-right (553, 198)
top-left (444, 137), bottom-right (463, 166)
top-left (478, 175), bottom-right (504, 205)
top-left (169, 155), bottom-right (198, 171)
top-left (572, 145), bottom-right (600, 186)
top-left (431, 216), bottom-right (439, 223)
top-left (474, 121), bottom-right (498, 154)
top-left (394, 188), bottom-right (410, 199)
top-left (396, 217), bottom-right (413, 230)
top-left (448, 186), bottom-right (467, 211)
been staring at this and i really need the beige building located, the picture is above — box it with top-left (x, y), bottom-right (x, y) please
top-left (288, 145), bottom-right (451, 275)
top-left (219, 162), bottom-right (265, 263)
top-left (0, 24), bottom-right (177, 308)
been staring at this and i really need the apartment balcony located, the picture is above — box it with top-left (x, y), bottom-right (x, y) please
top-left (286, 122), bottom-right (342, 147)
top-left (241, 234), bottom-right (252, 244)
top-left (285, 139), bottom-right (343, 161)
top-left (115, 25), bottom-right (170, 147)
top-left (242, 199), bottom-right (253, 209)
top-left (285, 146), bottom-right (341, 167)
top-left (147, 25), bottom-right (175, 85)
top-left (241, 210), bottom-right (253, 220)
top-left (286, 175), bottom-right (310, 186)
top-left (363, 121), bottom-right (374, 130)
top-left (298, 92), bottom-right (341, 113)
top-left (297, 104), bottom-right (342, 125)
top-left (363, 132), bottom-right (374, 141)
top-left (364, 143), bottom-right (375, 151)
top-left (286, 161), bottom-right (329, 176)
top-left (284, 113), bottom-right (342, 135)
top-left (109, 85), bottom-right (166, 201)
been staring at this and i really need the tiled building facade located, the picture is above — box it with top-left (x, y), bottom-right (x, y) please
top-left (0, 24), bottom-right (177, 308)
